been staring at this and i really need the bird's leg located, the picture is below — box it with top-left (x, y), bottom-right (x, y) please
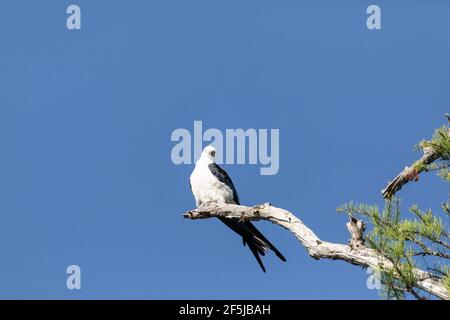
top-left (238, 214), bottom-right (249, 223)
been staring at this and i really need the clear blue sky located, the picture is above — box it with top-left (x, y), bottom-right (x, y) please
top-left (0, 0), bottom-right (448, 299)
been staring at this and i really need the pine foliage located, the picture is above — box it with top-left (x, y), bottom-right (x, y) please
top-left (338, 120), bottom-right (449, 299)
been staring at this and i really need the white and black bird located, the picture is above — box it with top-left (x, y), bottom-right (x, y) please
top-left (189, 145), bottom-right (286, 272)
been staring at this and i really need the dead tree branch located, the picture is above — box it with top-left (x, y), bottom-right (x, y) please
top-left (183, 203), bottom-right (448, 300)
top-left (381, 146), bottom-right (439, 199)
top-left (382, 115), bottom-right (450, 199)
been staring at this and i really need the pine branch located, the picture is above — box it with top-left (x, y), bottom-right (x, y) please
top-left (340, 202), bottom-right (449, 255)
top-left (413, 251), bottom-right (450, 259)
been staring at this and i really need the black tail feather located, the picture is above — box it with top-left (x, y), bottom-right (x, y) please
top-left (245, 222), bottom-right (287, 262)
top-left (248, 242), bottom-right (266, 272)
top-left (218, 217), bottom-right (286, 272)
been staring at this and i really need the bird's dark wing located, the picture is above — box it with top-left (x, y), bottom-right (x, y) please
top-left (208, 163), bottom-right (240, 204)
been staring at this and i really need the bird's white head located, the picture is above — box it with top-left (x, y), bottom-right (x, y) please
top-left (198, 145), bottom-right (216, 164)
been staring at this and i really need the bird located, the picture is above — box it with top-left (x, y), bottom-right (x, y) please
top-left (189, 145), bottom-right (286, 272)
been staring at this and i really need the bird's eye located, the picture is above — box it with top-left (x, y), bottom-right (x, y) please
top-left (211, 150), bottom-right (215, 157)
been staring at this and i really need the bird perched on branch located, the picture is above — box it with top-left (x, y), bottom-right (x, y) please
top-left (189, 145), bottom-right (286, 272)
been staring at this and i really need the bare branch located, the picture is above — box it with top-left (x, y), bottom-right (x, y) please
top-left (381, 146), bottom-right (439, 199)
top-left (382, 117), bottom-right (450, 199)
top-left (347, 216), bottom-right (366, 248)
top-left (183, 203), bottom-right (449, 300)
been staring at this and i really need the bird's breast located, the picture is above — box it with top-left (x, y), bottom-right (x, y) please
top-left (190, 165), bottom-right (234, 205)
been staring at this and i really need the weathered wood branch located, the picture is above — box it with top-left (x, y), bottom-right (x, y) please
top-left (183, 203), bottom-right (448, 300)
top-left (381, 146), bottom-right (439, 199)
top-left (382, 116), bottom-right (450, 199)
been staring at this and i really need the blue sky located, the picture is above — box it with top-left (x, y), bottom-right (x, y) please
top-left (0, 0), bottom-right (448, 299)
